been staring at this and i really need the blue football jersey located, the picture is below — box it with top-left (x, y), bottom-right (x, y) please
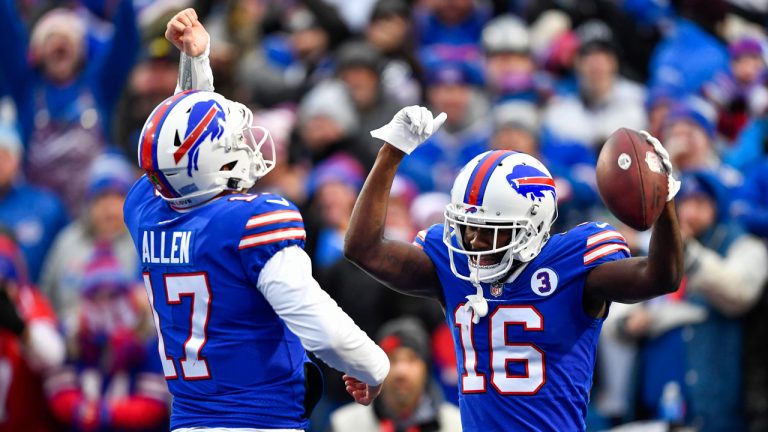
top-left (123, 177), bottom-right (313, 430)
top-left (414, 222), bottom-right (630, 431)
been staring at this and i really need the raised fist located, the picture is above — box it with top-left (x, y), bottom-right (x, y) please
top-left (165, 8), bottom-right (209, 58)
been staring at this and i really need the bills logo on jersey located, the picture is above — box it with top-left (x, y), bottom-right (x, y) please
top-left (506, 165), bottom-right (556, 201)
top-left (173, 99), bottom-right (226, 176)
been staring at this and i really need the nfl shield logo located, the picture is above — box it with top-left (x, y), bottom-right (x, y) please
top-left (491, 283), bottom-right (504, 297)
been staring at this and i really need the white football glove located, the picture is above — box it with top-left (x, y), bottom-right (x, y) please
top-left (639, 130), bottom-right (681, 202)
top-left (370, 106), bottom-right (448, 154)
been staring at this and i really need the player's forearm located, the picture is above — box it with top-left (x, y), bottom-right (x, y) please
top-left (175, 39), bottom-right (213, 94)
top-left (344, 144), bottom-right (404, 264)
top-left (258, 247), bottom-right (390, 385)
top-left (645, 202), bottom-right (684, 294)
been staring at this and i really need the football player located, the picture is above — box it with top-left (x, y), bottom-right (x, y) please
top-left (344, 107), bottom-right (684, 430)
top-left (122, 9), bottom-right (389, 431)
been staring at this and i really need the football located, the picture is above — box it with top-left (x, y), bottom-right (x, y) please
top-left (596, 128), bottom-right (668, 231)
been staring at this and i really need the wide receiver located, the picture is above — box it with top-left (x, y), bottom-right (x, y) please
top-left (344, 107), bottom-right (683, 430)
top-left (122, 9), bottom-right (389, 431)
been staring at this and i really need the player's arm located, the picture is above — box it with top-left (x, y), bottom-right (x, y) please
top-left (585, 132), bottom-right (684, 312)
top-left (165, 8), bottom-right (214, 94)
top-left (344, 107), bottom-right (446, 300)
top-left (257, 245), bottom-right (388, 404)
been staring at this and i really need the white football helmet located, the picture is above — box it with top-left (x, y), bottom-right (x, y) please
top-left (443, 150), bottom-right (558, 284)
top-left (138, 90), bottom-right (275, 209)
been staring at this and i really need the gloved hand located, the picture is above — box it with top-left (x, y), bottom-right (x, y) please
top-left (639, 130), bottom-right (681, 201)
top-left (370, 106), bottom-right (447, 155)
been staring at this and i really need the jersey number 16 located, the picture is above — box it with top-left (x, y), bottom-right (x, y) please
top-left (455, 305), bottom-right (545, 395)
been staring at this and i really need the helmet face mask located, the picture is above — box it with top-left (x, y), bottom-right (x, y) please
top-left (443, 151), bottom-right (557, 284)
top-left (138, 91), bottom-right (275, 209)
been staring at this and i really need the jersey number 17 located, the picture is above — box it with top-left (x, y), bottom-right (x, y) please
top-left (143, 272), bottom-right (212, 380)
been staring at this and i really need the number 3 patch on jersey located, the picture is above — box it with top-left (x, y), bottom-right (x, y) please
top-left (530, 268), bottom-right (558, 296)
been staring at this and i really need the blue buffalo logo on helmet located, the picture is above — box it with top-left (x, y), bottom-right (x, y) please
top-left (464, 206), bottom-right (478, 214)
top-left (173, 99), bottom-right (226, 176)
top-left (506, 165), bottom-right (556, 201)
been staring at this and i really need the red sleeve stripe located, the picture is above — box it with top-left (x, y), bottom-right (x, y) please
top-left (246, 210), bottom-right (303, 229)
top-left (584, 243), bottom-right (630, 265)
top-left (413, 241), bottom-right (424, 249)
top-left (586, 230), bottom-right (626, 248)
top-left (239, 228), bottom-right (306, 249)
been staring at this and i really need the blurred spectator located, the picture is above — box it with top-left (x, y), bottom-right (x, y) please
top-left (543, 20), bottom-right (646, 149)
top-left (731, 157), bottom-right (768, 431)
top-left (306, 153), bottom-right (364, 269)
top-left (491, 101), bottom-right (599, 228)
top-left (336, 40), bottom-right (402, 167)
top-left (481, 14), bottom-right (552, 104)
top-left (312, 178), bottom-right (443, 431)
top-left (44, 245), bottom-right (169, 431)
top-left (0, 227), bottom-right (65, 432)
top-left (0, 0), bottom-right (139, 215)
top-left (648, 0), bottom-right (729, 96)
top-left (645, 87), bottom-right (679, 139)
top-left (662, 100), bottom-right (744, 189)
top-left (732, 158), bottom-right (768, 237)
top-left (206, 0), bottom-right (270, 100)
top-left (409, 191), bottom-right (450, 231)
top-left (39, 153), bottom-right (138, 334)
top-left (398, 59), bottom-right (490, 193)
top-left (526, 0), bottom-right (660, 82)
top-left (623, 171), bottom-right (767, 431)
top-left (330, 317), bottom-right (461, 432)
top-left (364, 0), bottom-right (422, 106)
top-left (250, 107), bottom-right (308, 203)
top-left (384, 175), bottom-right (418, 243)
top-left (531, 11), bottom-right (579, 81)
top-left (0, 123), bottom-right (67, 282)
top-left (724, 113), bottom-right (768, 173)
top-left (414, 0), bottom-right (489, 52)
top-left (324, 0), bottom-right (377, 32)
top-left (293, 79), bottom-right (364, 167)
top-left (244, 3), bottom-right (345, 106)
top-left (114, 34), bottom-right (180, 158)
top-left (702, 36), bottom-right (768, 141)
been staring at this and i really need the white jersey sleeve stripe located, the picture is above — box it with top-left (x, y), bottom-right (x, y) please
top-left (586, 230), bottom-right (626, 248)
top-left (246, 210), bottom-right (303, 229)
top-left (239, 228), bottom-right (306, 249)
top-left (584, 243), bottom-right (630, 265)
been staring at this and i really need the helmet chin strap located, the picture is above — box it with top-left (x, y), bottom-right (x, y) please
top-left (463, 250), bottom-right (514, 324)
top-left (463, 287), bottom-right (488, 325)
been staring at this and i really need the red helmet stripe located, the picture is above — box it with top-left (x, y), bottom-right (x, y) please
top-left (516, 177), bottom-right (556, 187)
top-left (466, 151), bottom-right (514, 205)
top-left (173, 104), bottom-right (220, 164)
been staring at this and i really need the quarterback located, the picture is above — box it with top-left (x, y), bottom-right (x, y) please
top-left (123, 9), bottom-right (389, 431)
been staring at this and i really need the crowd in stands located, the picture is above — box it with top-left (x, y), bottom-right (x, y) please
top-left (0, 0), bottom-right (767, 431)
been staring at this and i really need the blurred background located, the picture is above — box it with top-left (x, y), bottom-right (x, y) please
top-left (0, 0), bottom-right (767, 431)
